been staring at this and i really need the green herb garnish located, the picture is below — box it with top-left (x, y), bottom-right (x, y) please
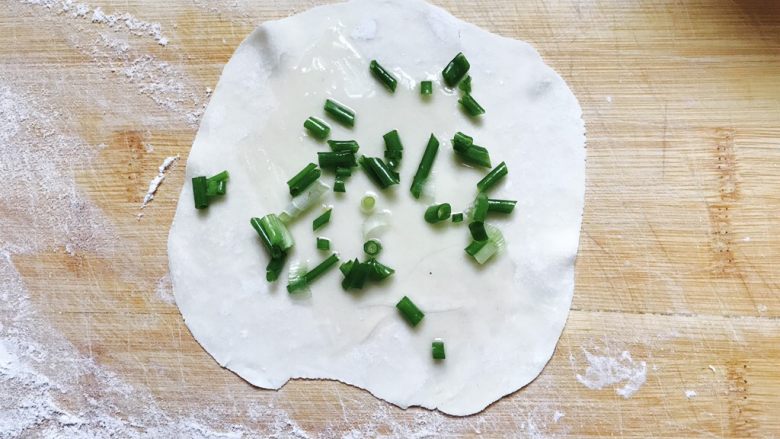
top-left (476, 162), bottom-right (508, 193)
top-left (324, 98), bottom-right (355, 127)
top-left (370, 60), bottom-right (398, 93)
top-left (442, 52), bottom-right (470, 87)
top-left (312, 208), bottom-right (332, 231)
top-left (287, 163), bottom-right (321, 197)
top-left (424, 203), bottom-right (452, 224)
top-left (396, 296), bottom-right (425, 327)
top-left (410, 134), bottom-right (440, 199)
top-left (303, 116), bottom-right (330, 140)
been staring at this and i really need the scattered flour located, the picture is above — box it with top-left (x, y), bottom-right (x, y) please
top-left (19, 0), bottom-right (169, 46)
top-left (155, 273), bottom-right (175, 305)
top-left (141, 155), bottom-right (179, 208)
top-left (685, 390), bottom-right (697, 399)
top-left (576, 348), bottom-right (647, 398)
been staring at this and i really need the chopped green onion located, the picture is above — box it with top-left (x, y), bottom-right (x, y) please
top-left (366, 258), bottom-right (394, 280)
top-left (303, 116), bottom-right (330, 140)
top-left (341, 258), bottom-right (370, 290)
top-left (251, 214), bottom-right (295, 255)
top-left (452, 132), bottom-right (473, 152)
top-left (452, 212), bottom-right (464, 223)
top-left (287, 253), bottom-right (340, 293)
top-left (363, 239), bottom-right (382, 256)
top-left (312, 208), bottom-right (332, 231)
top-left (421, 80), bottom-right (433, 95)
top-left (327, 140), bottom-right (360, 153)
top-left (472, 193), bottom-right (489, 222)
top-left (410, 134), bottom-right (440, 199)
top-left (476, 162), bottom-right (508, 193)
top-left (459, 93), bottom-right (485, 116)
top-left (324, 99), bottom-right (355, 127)
top-left (206, 170), bottom-right (230, 196)
top-left (280, 180), bottom-right (329, 222)
top-left (334, 167), bottom-right (351, 193)
top-left (206, 179), bottom-right (226, 197)
top-left (458, 75), bottom-right (472, 93)
top-left (363, 209), bottom-right (392, 240)
top-left (360, 156), bottom-right (400, 189)
top-left (442, 52), bottom-right (470, 87)
top-left (286, 261), bottom-right (310, 294)
top-left (192, 176), bottom-right (209, 209)
top-left (360, 192), bottom-right (377, 213)
top-left (469, 221), bottom-right (488, 241)
top-left (424, 203), bottom-right (451, 223)
top-left (465, 224), bottom-right (505, 264)
top-left (318, 151), bottom-right (357, 169)
top-left (316, 237), bottom-right (330, 251)
top-left (459, 144), bottom-right (492, 168)
top-left (396, 296), bottom-right (424, 327)
top-left (383, 130), bottom-right (404, 169)
top-left (339, 259), bottom-right (354, 276)
top-left (487, 199), bottom-right (517, 214)
top-left (370, 60), bottom-right (398, 93)
top-left (336, 167), bottom-right (353, 177)
top-left (287, 163), bottom-right (321, 197)
top-left (432, 339), bottom-right (445, 360)
top-left (266, 254), bottom-right (286, 282)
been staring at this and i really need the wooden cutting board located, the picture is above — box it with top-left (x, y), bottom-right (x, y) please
top-left (3, 0), bottom-right (779, 436)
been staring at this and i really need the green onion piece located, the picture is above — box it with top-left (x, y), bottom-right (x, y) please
top-left (421, 80), bottom-right (433, 95)
top-left (206, 179), bottom-right (226, 197)
top-left (339, 259), bottom-right (355, 276)
top-left (476, 162), bottom-right (508, 193)
top-left (469, 221), bottom-right (488, 241)
top-left (442, 52), bottom-right (470, 87)
top-left (280, 180), bottom-right (330, 222)
top-left (304, 116), bottom-right (330, 140)
top-left (424, 203), bottom-right (452, 223)
top-left (410, 134), bottom-right (440, 199)
top-left (334, 167), bottom-right (351, 194)
top-left (316, 237), bottom-right (330, 251)
top-left (360, 156), bottom-right (400, 189)
top-left (333, 178), bottom-right (346, 193)
top-left (312, 208), bottom-right (332, 231)
top-left (327, 140), bottom-right (360, 153)
top-left (324, 99), bottom-right (355, 127)
top-left (287, 163), bottom-right (321, 197)
top-left (336, 167), bottom-right (353, 177)
top-left (383, 130), bottom-right (404, 169)
top-left (363, 239), bottom-right (382, 256)
top-left (472, 193), bottom-right (489, 222)
top-left (396, 296), bottom-right (425, 327)
top-left (360, 192), bottom-right (377, 213)
top-left (458, 75), bottom-right (472, 93)
top-left (452, 132), bottom-right (473, 152)
top-left (465, 224), bottom-right (505, 264)
top-left (287, 253), bottom-right (340, 293)
top-left (318, 151), bottom-right (357, 169)
top-left (487, 199), bottom-right (517, 214)
top-left (366, 258), bottom-right (394, 280)
top-left (341, 259), bottom-right (370, 290)
top-left (452, 212), bottom-right (464, 223)
top-left (458, 144), bottom-right (492, 168)
top-left (251, 214), bottom-right (295, 254)
top-left (192, 176), bottom-right (209, 209)
top-left (206, 170), bottom-right (230, 196)
top-left (459, 93), bottom-right (485, 117)
top-left (432, 339), bottom-right (446, 360)
top-left (266, 254), bottom-right (286, 282)
top-left (369, 60), bottom-right (398, 93)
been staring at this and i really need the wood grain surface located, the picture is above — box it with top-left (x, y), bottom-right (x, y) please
top-left (2, 0), bottom-right (779, 437)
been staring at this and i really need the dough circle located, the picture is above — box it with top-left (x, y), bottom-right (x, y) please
top-left (169, 0), bottom-right (585, 416)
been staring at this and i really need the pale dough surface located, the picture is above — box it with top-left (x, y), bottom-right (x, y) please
top-left (168, 0), bottom-right (585, 416)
